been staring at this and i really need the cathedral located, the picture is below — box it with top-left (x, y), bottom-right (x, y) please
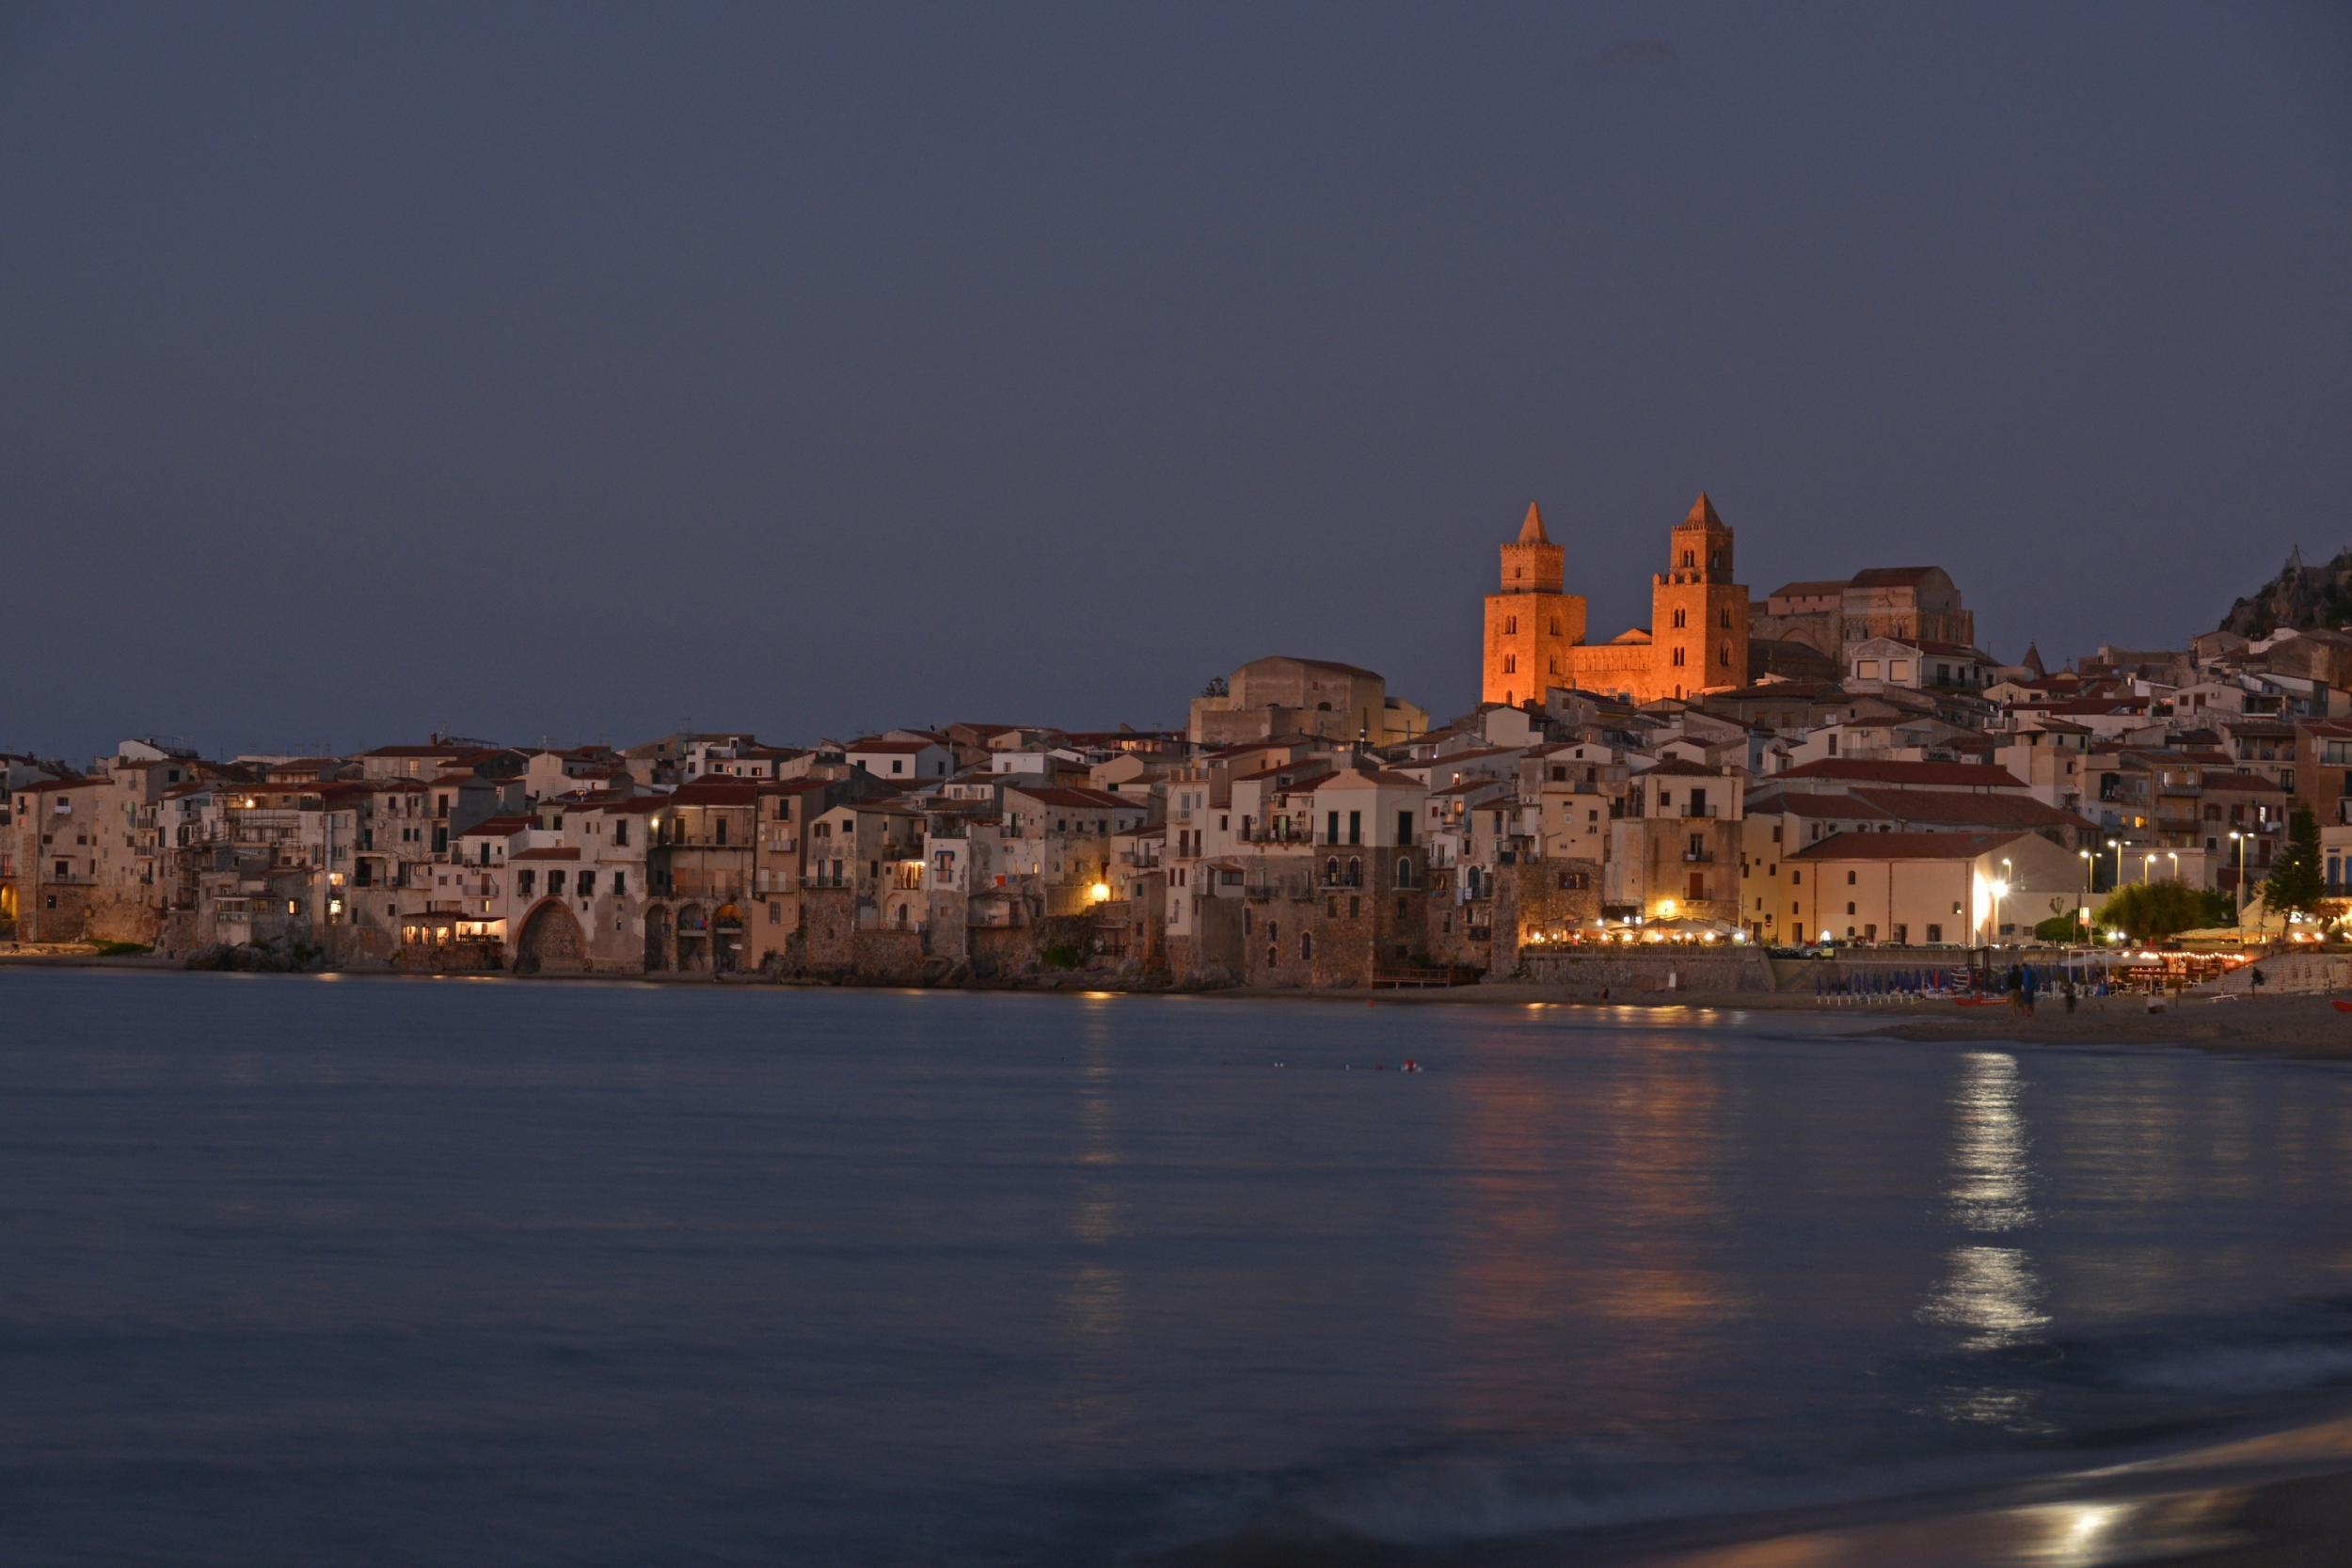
top-left (1481, 493), bottom-right (1750, 707)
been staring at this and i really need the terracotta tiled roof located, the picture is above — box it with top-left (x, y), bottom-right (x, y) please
top-left (1790, 830), bottom-right (2042, 862)
top-left (1759, 792), bottom-right (1895, 819)
top-left (1774, 758), bottom-right (2027, 788)
top-left (1846, 788), bottom-right (2090, 831)
top-left (458, 816), bottom-right (534, 838)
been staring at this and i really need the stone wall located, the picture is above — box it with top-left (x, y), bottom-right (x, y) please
top-left (1488, 859), bottom-right (1602, 975)
top-left (851, 929), bottom-right (926, 984)
top-left (1519, 948), bottom-right (1774, 994)
top-left (83, 892), bottom-right (162, 946)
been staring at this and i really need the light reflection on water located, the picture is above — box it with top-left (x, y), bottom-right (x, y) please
top-left (1921, 1052), bottom-right (2049, 1428)
top-left (7, 975), bottom-right (2352, 1568)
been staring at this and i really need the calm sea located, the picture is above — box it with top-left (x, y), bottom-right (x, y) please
top-left (5, 970), bottom-right (2351, 1566)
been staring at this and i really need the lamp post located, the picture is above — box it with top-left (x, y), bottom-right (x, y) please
top-left (2106, 837), bottom-right (2123, 892)
top-left (2165, 850), bottom-right (2179, 883)
top-left (1987, 877), bottom-right (2010, 948)
top-left (2076, 848), bottom-right (2093, 935)
top-left (2142, 852), bottom-right (2156, 885)
top-left (2229, 830), bottom-right (2249, 912)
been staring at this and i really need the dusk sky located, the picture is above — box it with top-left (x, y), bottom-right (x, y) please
top-left (5, 2), bottom-right (2347, 763)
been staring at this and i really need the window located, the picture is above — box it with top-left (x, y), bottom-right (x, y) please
top-left (1298, 932), bottom-right (1313, 961)
top-left (1347, 811), bottom-right (1361, 846)
top-left (1502, 654), bottom-right (1518, 673)
top-left (612, 872), bottom-right (626, 896)
top-left (1927, 923), bottom-right (1942, 942)
top-left (517, 869), bottom-right (535, 897)
top-left (1396, 857), bottom-right (1415, 888)
top-left (1348, 895), bottom-right (1360, 917)
top-left (614, 820), bottom-right (629, 847)
top-left (715, 818), bottom-right (727, 846)
top-left (579, 872), bottom-right (596, 897)
top-left (1504, 615), bottom-right (1518, 634)
top-left (1720, 607), bottom-right (1731, 628)
top-left (1672, 647), bottom-right (1686, 667)
top-left (1846, 870), bottom-right (1856, 884)
top-left (548, 870), bottom-right (565, 895)
top-left (891, 759), bottom-right (904, 775)
top-left (1791, 870), bottom-right (1802, 885)
top-left (1673, 609), bottom-right (1687, 628)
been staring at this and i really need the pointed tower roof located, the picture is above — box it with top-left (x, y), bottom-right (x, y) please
top-left (1517, 500), bottom-right (1549, 545)
top-left (1684, 492), bottom-right (1723, 529)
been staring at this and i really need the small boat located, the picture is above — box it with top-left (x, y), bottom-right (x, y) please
top-left (2331, 999), bottom-right (2352, 1014)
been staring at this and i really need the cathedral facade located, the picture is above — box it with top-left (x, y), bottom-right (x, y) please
top-left (1481, 493), bottom-right (1750, 707)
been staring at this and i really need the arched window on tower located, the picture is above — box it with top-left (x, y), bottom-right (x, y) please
top-left (1672, 647), bottom-right (1686, 667)
top-left (1505, 615), bottom-right (1518, 634)
top-left (1548, 617), bottom-right (1561, 635)
top-left (1673, 609), bottom-right (1686, 628)
top-left (1681, 549), bottom-right (1695, 568)
top-left (1720, 641), bottom-right (1732, 667)
top-left (1502, 655), bottom-right (1517, 673)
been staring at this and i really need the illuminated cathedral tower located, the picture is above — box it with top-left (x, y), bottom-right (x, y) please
top-left (1648, 493), bottom-right (1748, 702)
top-left (1481, 502), bottom-right (1584, 707)
top-left (1479, 492), bottom-right (1750, 707)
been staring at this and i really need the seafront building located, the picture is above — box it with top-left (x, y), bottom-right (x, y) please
top-left (6, 490), bottom-right (2342, 982)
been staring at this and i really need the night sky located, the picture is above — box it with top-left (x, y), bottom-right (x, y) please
top-left (5, 3), bottom-right (2347, 762)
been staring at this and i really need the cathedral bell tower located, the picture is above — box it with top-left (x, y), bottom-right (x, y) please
top-left (1648, 492), bottom-right (1748, 701)
top-left (1482, 501), bottom-right (1586, 707)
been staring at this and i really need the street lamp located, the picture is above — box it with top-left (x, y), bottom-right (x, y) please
top-left (2142, 852), bottom-right (2156, 885)
top-left (2076, 848), bottom-right (2093, 934)
top-left (2165, 850), bottom-right (2179, 883)
top-left (1987, 877), bottom-right (2010, 947)
top-left (2106, 837), bottom-right (2124, 891)
top-left (2229, 830), bottom-right (2249, 911)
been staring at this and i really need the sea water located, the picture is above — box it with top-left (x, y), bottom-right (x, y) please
top-left (4, 969), bottom-right (2350, 1566)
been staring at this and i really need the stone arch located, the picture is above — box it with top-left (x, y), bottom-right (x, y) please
top-left (711, 901), bottom-right (744, 974)
top-left (515, 898), bottom-right (587, 975)
top-left (675, 903), bottom-right (708, 971)
top-left (644, 903), bottom-right (674, 972)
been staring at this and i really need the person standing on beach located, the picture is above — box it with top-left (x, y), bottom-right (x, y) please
top-left (2021, 965), bottom-right (2039, 1016)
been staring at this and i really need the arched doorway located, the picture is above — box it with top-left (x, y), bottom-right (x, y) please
top-left (515, 899), bottom-right (587, 974)
top-left (712, 902), bottom-right (743, 974)
top-left (643, 903), bottom-right (673, 972)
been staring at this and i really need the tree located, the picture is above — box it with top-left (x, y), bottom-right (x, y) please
top-left (2263, 806), bottom-right (2325, 920)
top-left (2033, 913), bottom-right (2082, 943)
top-left (2094, 880), bottom-right (2226, 943)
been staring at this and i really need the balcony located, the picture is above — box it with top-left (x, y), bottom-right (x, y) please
top-left (1681, 849), bottom-right (1717, 863)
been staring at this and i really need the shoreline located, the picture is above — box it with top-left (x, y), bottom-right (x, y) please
top-left (8, 951), bottom-right (2352, 1063)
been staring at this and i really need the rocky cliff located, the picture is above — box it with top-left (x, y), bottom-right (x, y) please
top-left (2221, 546), bottom-right (2352, 638)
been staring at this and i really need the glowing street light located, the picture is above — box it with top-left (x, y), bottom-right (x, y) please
top-left (1986, 877), bottom-right (2010, 946)
top-left (2142, 852), bottom-right (2156, 885)
top-left (2076, 848), bottom-right (2094, 934)
top-left (2106, 837), bottom-right (2124, 891)
top-left (2229, 830), bottom-right (2249, 911)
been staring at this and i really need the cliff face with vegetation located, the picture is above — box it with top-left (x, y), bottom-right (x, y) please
top-left (2221, 547), bottom-right (2352, 638)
